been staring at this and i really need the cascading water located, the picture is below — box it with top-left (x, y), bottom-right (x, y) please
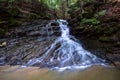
top-left (25, 19), bottom-right (105, 71)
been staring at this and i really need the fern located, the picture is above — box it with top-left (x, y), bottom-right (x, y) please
top-left (81, 18), bottom-right (100, 25)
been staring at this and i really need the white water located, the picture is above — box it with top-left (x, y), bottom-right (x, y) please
top-left (25, 19), bottom-right (105, 71)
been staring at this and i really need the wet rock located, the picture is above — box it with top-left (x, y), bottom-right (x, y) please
top-left (0, 42), bottom-right (7, 47)
top-left (0, 57), bottom-right (6, 65)
top-left (0, 34), bottom-right (57, 66)
top-left (27, 31), bottom-right (41, 36)
top-left (51, 22), bottom-right (59, 26)
top-left (113, 42), bottom-right (120, 47)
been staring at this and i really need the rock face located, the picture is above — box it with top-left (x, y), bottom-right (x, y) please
top-left (68, 1), bottom-right (120, 67)
top-left (0, 20), bottom-right (60, 66)
top-left (0, 0), bottom-right (53, 38)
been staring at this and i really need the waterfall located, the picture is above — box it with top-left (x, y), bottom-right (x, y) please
top-left (25, 19), bottom-right (105, 71)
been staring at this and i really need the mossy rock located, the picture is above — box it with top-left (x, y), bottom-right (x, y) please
top-left (83, 4), bottom-right (95, 18)
top-left (95, 26), bottom-right (106, 33)
top-left (104, 28), bottom-right (115, 34)
top-left (0, 28), bottom-right (5, 36)
top-left (75, 26), bottom-right (84, 30)
top-left (8, 8), bottom-right (21, 17)
top-left (8, 19), bottom-right (23, 27)
top-left (99, 36), bottom-right (113, 42)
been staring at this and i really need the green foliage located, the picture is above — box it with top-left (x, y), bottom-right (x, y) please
top-left (94, 10), bottom-right (106, 18)
top-left (69, 0), bottom-right (78, 5)
top-left (8, 0), bottom-right (15, 3)
top-left (42, 0), bottom-right (78, 9)
top-left (42, 0), bottom-right (60, 9)
top-left (99, 36), bottom-right (113, 42)
top-left (81, 18), bottom-right (100, 25)
top-left (98, 10), bottom-right (106, 16)
top-left (84, 0), bottom-right (91, 3)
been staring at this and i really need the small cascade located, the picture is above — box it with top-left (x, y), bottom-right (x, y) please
top-left (25, 19), bottom-right (105, 71)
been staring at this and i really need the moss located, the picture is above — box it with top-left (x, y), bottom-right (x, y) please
top-left (0, 28), bottom-right (5, 36)
top-left (8, 8), bottom-right (21, 17)
top-left (8, 19), bottom-right (23, 27)
top-left (95, 26), bottom-right (105, 33)
top-left (99, 36), bottom-right (113, 42)
top-left (75, 23), bottom-right (85, 29)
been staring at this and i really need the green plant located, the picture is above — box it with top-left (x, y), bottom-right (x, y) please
top-left (81, 18), bottom-right (100, 25)
top-left (94, 10), bottom-right (106, 18)
top-left (8, 0), bottom-right (16, 3)
top-left (42, 0), bottom-right (78, 9)
top-left (84, 0), bottom-right (91, 3)
top-left (98, 10), bottom-right (106, 16)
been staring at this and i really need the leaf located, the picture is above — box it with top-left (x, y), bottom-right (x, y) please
top-left (81, 18), bottom-right (100, 25)
top-left (98, 10), bottom-right (107, 16)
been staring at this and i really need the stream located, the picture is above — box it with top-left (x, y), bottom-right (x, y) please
top-left (25, 19), bottom-right (105, 71)
top-left (0, 65), bottom-right (120, 80)
top-left (0, 19), bottom-right (120, 80)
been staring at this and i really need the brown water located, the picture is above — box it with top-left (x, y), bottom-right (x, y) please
top-left (0, 66), bottom-right (120, 80)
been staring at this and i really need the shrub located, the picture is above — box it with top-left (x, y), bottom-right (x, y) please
top-left (81, 18), bottom-right (100, 25)
top-left (94, 10), bottom-right (107, 18)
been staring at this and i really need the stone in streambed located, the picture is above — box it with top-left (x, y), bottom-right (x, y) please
top-left (0, 42), bottom-right (7, 47)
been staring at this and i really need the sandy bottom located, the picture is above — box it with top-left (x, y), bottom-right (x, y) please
top-left (0, 65), bottom-right (120, 80)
